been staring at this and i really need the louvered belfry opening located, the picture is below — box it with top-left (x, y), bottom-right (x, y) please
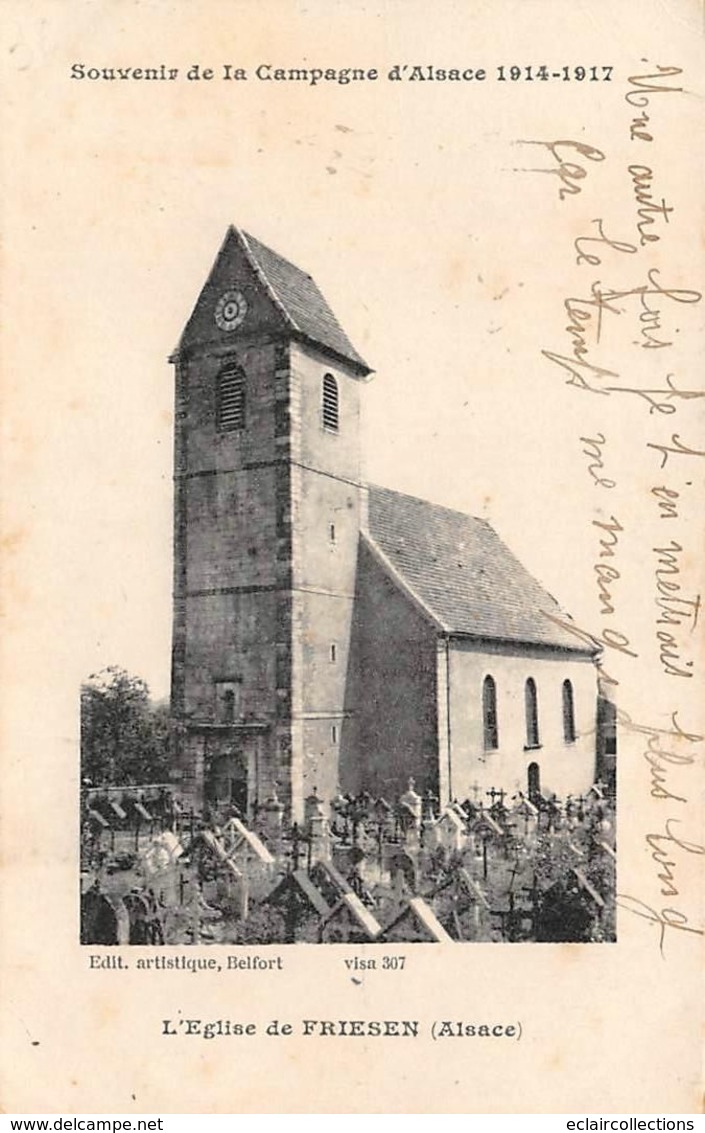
top-left (322, 373), bottom-right (339, 432)
top-left (217, 363), bottom-right (246, 431)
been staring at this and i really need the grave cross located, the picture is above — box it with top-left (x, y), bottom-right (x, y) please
top-left (521, 874), bottom-right (542, 935)
top-left (486, 787), bottom-right (506, 808)
top-left (522, 874), bottom-right (541, 905)
top-left (489, 905), bottom-right (513, 941)
top-left (507, 858), bottom-right (520, 898)
top-left (546, 795), bottom-right (561, 832)
top-left (479, 831), bottom-right (490, 881)
top-left (423, 790), bottom-right (438, 823)
top-left (469, 781), bottom-right (482, 803)
top-left (289, 822), bottom-right (308, 871)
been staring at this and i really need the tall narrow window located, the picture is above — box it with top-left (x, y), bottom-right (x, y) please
top-left (482, 675), bottom-right (498, 750)
top-left (322, 373), bottom-right (339, 432)
top-left (330, 643), bottom-right (337, 663)
top-left (217, 363), bottom-right (246, 432)
top-left (562, 679), bottom-right (576, 743)
top-left (525, 677), bottom-right (540, 748)
top-left (222, 689), bottom-right (235, 724)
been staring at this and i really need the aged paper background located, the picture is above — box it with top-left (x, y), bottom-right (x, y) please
top-left (1, 0), bottom-right (703, 1114)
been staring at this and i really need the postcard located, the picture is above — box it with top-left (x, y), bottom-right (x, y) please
top-left (1, 0), bottom-right (703, 1114)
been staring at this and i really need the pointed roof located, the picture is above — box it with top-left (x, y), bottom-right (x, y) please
top-left (223, 818), bottom-right (276, 865)
top-left (178, 226), bottom-right (371, 375)
top-left (364, 485), bottom-right (596, 654)
top-left (266, 870), bottom-right (332, 918)
top-left (241, 230), bottom-right (371, 373)
top-left (379, 897), bottom-right (454, 943)
top-left (321, 893), bottom-right (382, 940)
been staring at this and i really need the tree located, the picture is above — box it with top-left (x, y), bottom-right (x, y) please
top-left (80, 666), bottom-right (171, 786)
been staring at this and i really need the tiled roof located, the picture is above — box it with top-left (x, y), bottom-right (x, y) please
top-left (240, 230), bottom-right (371, 374)
top-left (365, 485), bottom-right (595, 654)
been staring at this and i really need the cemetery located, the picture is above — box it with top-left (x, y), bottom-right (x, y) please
top-left (80, 776), bottom-right (616, 946)
top-left (79, 227), bottom-right (618, 951)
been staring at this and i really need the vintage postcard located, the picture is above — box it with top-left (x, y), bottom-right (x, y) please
top-left (1, 0), bottom-right (703, 1114)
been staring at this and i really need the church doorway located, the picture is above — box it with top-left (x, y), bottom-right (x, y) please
top-left (527, 761), bottom-right (541, 802)
top-left (208, 750), bottom-right (249, 817)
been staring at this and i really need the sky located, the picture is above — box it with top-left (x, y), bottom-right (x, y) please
top-left (4, 0), bottom-right (702, 710)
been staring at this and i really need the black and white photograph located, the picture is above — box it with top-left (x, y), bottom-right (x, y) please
top-left (80, 224), bottom-right (617, 947)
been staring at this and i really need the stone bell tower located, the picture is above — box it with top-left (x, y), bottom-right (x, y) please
top-left (170, 227), bottom-right (372, 822)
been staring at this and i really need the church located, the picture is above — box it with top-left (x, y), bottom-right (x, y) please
top-left (170, 226), bottom-right (606, 823)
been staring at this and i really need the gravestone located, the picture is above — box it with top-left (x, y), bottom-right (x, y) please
top-left (81, 884), bottom-right (118, 945)
top-left (434, 807), bottom-right (465, 853)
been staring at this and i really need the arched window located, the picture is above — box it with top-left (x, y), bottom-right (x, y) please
top-left (217, 363), bottom-right (246, 432)
top-left (482, 675), bottom-right (498, 750)
top-left (322, 373), bottom-right (339, 432)
top-left (527, 761), bottom-right (541, 801)
top-left (525, 677), bottom-right (540, 748)
top-left (562, 679), bottom-right (576, 743)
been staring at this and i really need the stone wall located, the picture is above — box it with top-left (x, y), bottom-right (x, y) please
top-left (288, 341), bottom-right (365, 818)
top-left (343, 540), bottom-right (440, 800)
top-left (445, 639), bottom-right (597, 801)
top-left (171, 336), bottom-right (287, 810)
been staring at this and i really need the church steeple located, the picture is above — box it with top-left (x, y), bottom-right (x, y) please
top-left (170, 227), bottom-right (371, 822)
top-left (173, 226), bottom-right (371, 375)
